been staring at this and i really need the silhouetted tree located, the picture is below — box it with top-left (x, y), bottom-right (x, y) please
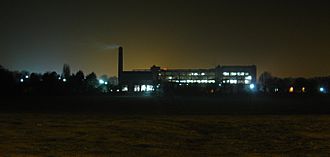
top-left (62, 64), bottom-right (71, 79)
top-left (86, 72), bottom-right (98, 93)
top-left (258, 72), bottom-right (273, 92)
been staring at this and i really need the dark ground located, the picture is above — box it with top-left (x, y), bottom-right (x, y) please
top-left (0, 95), bottom-right (330, 156)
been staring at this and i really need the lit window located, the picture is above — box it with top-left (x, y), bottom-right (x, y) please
top-left (134, 85), bottom-right (140, 92)
top-left (146, 85), bottom-right (153, 91)
top-left (289, 87), bottom-right (294, 93)
top-left (208, 80), bottom-right (215, 83)
top-left (122, 86), bottom-right (128, 92)
top-left (245, 76), bottom-right (252, 80)
top-left (223, 72), bottom-right (229, 76)
top-left (230, 79), bottom-right (237, 84)
top-left (201, 73), bottom-right (205, 76)
top-left (141, 85), bottom-right (147, 91)
top-left (230, 72), bottom-right (237, 76)
top-left (244, 80), bottom-right (250, 84)
top-left (168, 76), bottom-right (173, 80)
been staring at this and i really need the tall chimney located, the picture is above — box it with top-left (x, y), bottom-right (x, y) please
top-left (118, 46), bottom-right (123, 83)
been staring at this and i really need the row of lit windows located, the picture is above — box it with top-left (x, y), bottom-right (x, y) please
top-left (223, 72), bottom-right (250, 76)
top-left (161, 72), bottom-right (215, 76)
top-left (222, 79), bottom-right (251, 84)
top-left (222, 76), bottom-right (252, 80)
top-left (166, 76), bottom-right (215, 80)
top-left (169, 79), bottom-right (216, 84)
top-left (122, 85), bottom-right (154, 92)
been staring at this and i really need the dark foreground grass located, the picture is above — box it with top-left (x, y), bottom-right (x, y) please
top-left (0, 114), bottom-right (330, 156)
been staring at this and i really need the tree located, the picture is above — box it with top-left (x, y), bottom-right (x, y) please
top-left (258, 72), bottom-right (273, 92)
top-left (86, 72), bottom-right (98, 92)
top-left (62, 64), bottom-right (71, 79)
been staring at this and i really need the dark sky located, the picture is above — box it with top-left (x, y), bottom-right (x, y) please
top-left (1, 0), bottom-right (329, 77)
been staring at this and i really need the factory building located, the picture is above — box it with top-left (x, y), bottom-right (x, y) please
top-left (117, 47), bottom-right (257, 93)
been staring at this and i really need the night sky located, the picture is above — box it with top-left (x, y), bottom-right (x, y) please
top-left (1, 0), bottom-right (329, 78)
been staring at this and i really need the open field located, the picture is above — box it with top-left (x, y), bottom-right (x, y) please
top-left (1, 114), bottom-right (330, 156)
top-left (1, 96), bottom-right (330, 156)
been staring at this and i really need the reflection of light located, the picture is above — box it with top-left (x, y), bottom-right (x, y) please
top-left (289, 87), bottom-right (294, 93)
top-left (99, 79), bottom-right (105, 84)
top-left (249, 84), bottom-right (255, 90)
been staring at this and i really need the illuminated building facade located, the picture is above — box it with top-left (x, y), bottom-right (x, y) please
top-left (117, 47), bottom-right (257, 93)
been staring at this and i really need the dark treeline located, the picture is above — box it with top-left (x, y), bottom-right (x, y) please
top-left (258, 72), bottom-right (329, 95)
top-left (0, 64), bottom-right (111, 97)
top-left (0, 65), bottom-right (329, 97)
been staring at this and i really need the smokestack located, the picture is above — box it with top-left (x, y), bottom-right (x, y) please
top-left (118, 46), bottom-right (123, 83)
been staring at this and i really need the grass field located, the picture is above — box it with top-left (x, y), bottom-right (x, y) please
top-left (1, 114), bottom-right (330, 156)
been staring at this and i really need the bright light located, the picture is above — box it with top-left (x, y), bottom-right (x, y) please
top-left (223, 72), bottom-right (229, 76)
top-left (63, 78), bottom-right (67, 82)
top-left (99, 79), bottom-right (105, 84)
top-left (275, 88), bottom-right (279, 92)
top-left (289, 87), bottom-right (294, 93)
top-left (249, 84), bottom-right (255, 90)
top-left (201, 73), bottom-right (205, 76)
top-left (104, 82), bottom-right (108, 85)
top-left (20, 79), bottom-right (24, 83)
top-left (25, 75), bottom-right (29, 79)
top-left (302, 87), bottom-right (306, 93)
top-left (320, 87), bottom-right (325, 93)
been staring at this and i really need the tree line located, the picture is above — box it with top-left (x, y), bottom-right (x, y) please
top-left (0, 64), bottom-right (112, 96)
